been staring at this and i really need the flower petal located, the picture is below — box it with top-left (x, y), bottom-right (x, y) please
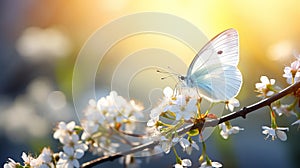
top-left (181, 159), bottom-right (192, 166)
top-left (74, 150), bottom-right (85, 159)
top-left (260, 76), bottom-right (269, 84)
top-left (220, 130), bottom-right (229, 139)
top-left (266, 91), bottom-right (275, 97)
top-left (63, 146), bottom-right (74, 155)
top-left (276, 130), bottom-right (287, 141)
top-left (277, 127), bottom-right (289, 131)
top-left (211, 161), bottom-right (223, 168)
top-left (192, 142), bottom-right (199, 151)
top-left (255, 83), bottom-right (264, 89)
top-left (66, 121), bottom-right (75, 131)
top-left (72, 159), bottom-right (80, 168)
top-left (270, 79), bottom-right (276, 85)
top-left (262, 129), bottom-right (269, 135)
top-left (163, 87), bottom-right (173, 98)
top-left (179, 138), bottom-right (190, 148)
top-left (262, 126), bottom-right (271, 130)
top-left (174, 164), bottom-right (183, 168)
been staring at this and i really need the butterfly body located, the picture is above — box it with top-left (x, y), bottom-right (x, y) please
top-left (182, 28), bottom-right (242, 102)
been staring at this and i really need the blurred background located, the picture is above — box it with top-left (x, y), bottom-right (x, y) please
top-left (1, 0), bottom-right (300, 167)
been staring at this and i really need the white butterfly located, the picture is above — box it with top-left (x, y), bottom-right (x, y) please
top-left (180, 28), bottom-right (242, 102)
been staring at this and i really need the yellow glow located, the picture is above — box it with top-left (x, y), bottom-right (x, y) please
top-left (51, 0), bottom-right (300, 91)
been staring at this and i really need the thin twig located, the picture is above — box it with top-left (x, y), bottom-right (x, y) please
top-left (81, 81), bottom-right (300, 168)
top-left (81, 141), bottom-right (158, 167)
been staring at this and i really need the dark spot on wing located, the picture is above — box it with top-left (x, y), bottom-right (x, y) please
top-left (217, 50), bottom-right (223, 55)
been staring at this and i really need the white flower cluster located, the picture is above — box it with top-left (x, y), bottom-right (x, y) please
top-left (4, 148), bottom-right (53, 168)
top-left (255, 55), bottom-right (300, 141)
top-left (147, 87), bottom-right (198, 127)
top-left (219, 122), bottom-right (243, 140)
top-left (4, 121), bottom-right (89, 168)
top-left (282, 55), bottom-right (300, 130)
top-left (174, 158), bottom-right (192, 168)
top-left (145, 86), bottom-right (244, 167)
top-left (3, 91), bottom-right (146, 168)
top-left (255, 76), bottom-right (290, 141)
top-left (53, 121), bottom-right (88, 168)
top-left (283, 58), bottom-right (300, 84)
top-left (262, 126), bottom-right (289, 141)
top-left (80, 91), bottom-right (145, 155)
top-left (146, 87), bottom-right (201, 155)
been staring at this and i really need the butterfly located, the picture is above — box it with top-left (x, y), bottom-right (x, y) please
top-left (180, 28), bottom-right (242, 102)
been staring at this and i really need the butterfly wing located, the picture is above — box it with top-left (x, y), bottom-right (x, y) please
top-left (186, 28), bottom-right (242, 101)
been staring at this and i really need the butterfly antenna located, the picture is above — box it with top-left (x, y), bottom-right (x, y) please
top-left (167, 66), bottom-right (181, 76)
top-left (156, 69), bottom-right (179, 76)
top-left (160, 74), bottom-right (174, 80)
top-left (156, 69), bottom-right (168, 74)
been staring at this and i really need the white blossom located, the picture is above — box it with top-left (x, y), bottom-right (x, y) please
top-left (5, 149), bottom-right (53, 168)
top-left (255, 76), bottom-right (276, 97)
top-left (57, 148), bottom-right (84, 168)
top-left (169, 95), bottom-right (197, 121)
top-left (219, 123), bottom-right (244, 139)
top-left (163, 86), bottom-right (174, 99)
top-left (21, 152), bottom-right (35, 166)
top-left (174, 159), bottom-right (192, 168)
top-left (147, 87), bottom-right (200, 128)
top-left (81, 99), bottom-right (105, 140)
top-left (160, 136), bottom-right (172, 154)
top-left (179, 138), bottom-right (199, 155)
top-left (272, 103), bottom-right (297, 117)
top-left (27, 147), bottom-right (55, 168)
top-left (38, 147), bottom-right (52, 163)
top-left (262, 126), bottom-right (289, 141)
top-left (62, 134), bottom-right (88, 155)
top-left (147, 106), bottom-right (163, 127)
top-left (96, 91), bottom-right (144, 123)
top-left (53, 121), bottom-right (76, 143)
top-left (162, 87), bottom-right (177, 112)
top-left (225, 98), bottom-right (240, 112)
top-left (147, 87), bottom-right (178, 126)
top-left (199, 161), bottom-right (222, 168)
top-left (81, 91), bottom-right (145, 155)
top-left (160, 136), bottom-right (179, 154)
top-left (283, 60), bottom-right (300, 84)
top-left (3, 158), bottom-right (20, 168)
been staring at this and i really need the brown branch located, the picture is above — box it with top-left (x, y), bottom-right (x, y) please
top-left (81, 81), bottom-right (300, 168)
top-left (203, 80), bottom-right (300, 128)
top-left (81, 141), bottom-right (159, 168)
